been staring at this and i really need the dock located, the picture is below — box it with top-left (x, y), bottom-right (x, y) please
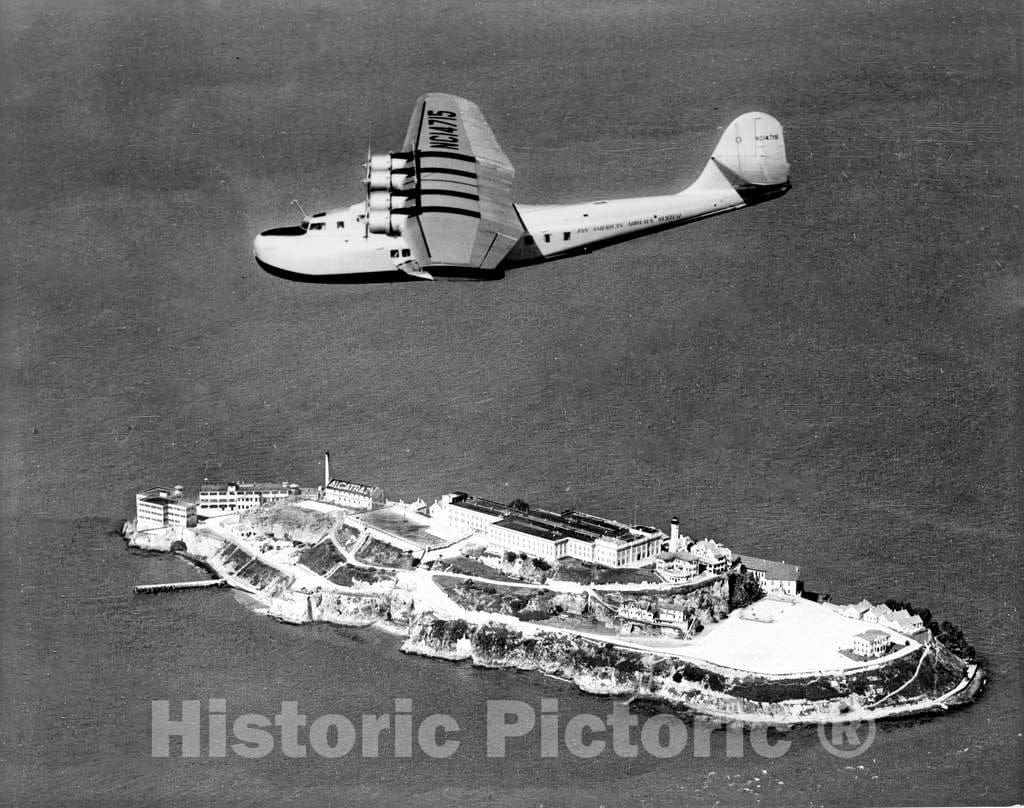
top-left (133, 579), bottom-right (227, 594)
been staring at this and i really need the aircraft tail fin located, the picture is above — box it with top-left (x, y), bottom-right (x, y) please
top-left (683, 112), bottom-right (790, 204)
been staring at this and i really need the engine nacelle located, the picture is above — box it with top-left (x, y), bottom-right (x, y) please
top-left (367, 191), bottom-right (392, 211)
top-left (367, 152), bottom-right (413, 172)
top-left (367, 168), bottom-right (390, 191)
top-left (368, 168), bottom-right (415, 192)
top-left (367, 189), bottom-right (413, 236)
top-left (367, 153), bottom-right (392, 173)
top-left (368, 209), bottom-right (402, 235)
top-left (365, 151), bottom-right (417, 235)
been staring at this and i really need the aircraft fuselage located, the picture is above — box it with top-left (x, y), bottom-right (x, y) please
top-left (254, 177), bottom-right (787, 283)
top-left (253, 105), bottom-right (791, 282)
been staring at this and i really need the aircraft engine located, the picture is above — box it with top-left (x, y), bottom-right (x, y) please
top-left (368, 169), bottom-right (415, 192)
top-left (365, 152), bottom-right (416, 235)
top-left (367, 192), bottom-right (413, 235)
top-left (367, 152), bottom-right (412, 172)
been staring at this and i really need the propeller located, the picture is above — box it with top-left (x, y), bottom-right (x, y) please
top-left (361, 136), bottom-right (372, 239)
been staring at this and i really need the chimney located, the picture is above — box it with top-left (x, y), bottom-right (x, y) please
top-left (669, 517), bottom-right (680, 553)
top-left (324, 451), bottom-right (331, 490)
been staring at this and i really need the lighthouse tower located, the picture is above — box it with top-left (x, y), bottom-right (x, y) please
top-left (669, 517), bottom-right (681, 553)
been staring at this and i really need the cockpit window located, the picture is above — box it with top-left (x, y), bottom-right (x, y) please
top-left (308, 222), bottom-right (325, 231)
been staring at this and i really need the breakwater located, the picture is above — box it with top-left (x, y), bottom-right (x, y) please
top-left (133, 579), bottom-right (226, 594)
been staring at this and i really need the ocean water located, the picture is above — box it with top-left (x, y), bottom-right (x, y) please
top-left (2, 0), bottom-right (1020, 805)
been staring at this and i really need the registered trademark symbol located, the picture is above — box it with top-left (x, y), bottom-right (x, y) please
top-left (817, 719), bottom-right (876, 758)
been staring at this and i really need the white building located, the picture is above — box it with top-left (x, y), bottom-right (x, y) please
top-left (843, 599), bottom-right (873, 620)
top-left (618, 603), bottom-right (657, 623)
top-left (135, 486), bottom-right (196, 530)
top-left (430, 493), bottom-right (663, 568)
top-left (857, 602), bottom-right (927, 637)
top-left (654, 550), bottom-right (701, 582)
top-left (740, 555), bottom-right (802, 596)
top-left (890, 608), bottom-right (925, 635)
top-left (430, 492), bottom-right (507, 537)
top-left (691, 539), bottom-right (733, 574)
top-left (852, 629), bottom-right (891, 658)
top-left (657, 607), bottom-right (689, 625)
top-left (197, 481), bottom-right (302, 516)
top-left (323, 479), bottom-right (385, 511)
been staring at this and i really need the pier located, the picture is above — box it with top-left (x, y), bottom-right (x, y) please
top-left (133, 579), bottom-right (226, 594)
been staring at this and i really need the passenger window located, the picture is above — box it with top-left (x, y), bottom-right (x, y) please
top-left (401, 249), bottom-right (411, 257)
top-left (563, 232), bottom-right (570, 241)
top-left (543, 234), bottom-right (551, 243)
top-left (390, 249), bottom-right (400, 258)
top-left (336, 221), bottom-right (345, 228)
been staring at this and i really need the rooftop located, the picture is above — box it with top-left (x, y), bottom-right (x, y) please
top-left (200, 481), bottom-right (300, 494)
top-left (693, 539), bottom-right (731, 559)
top-left (450, 495), bottom-right (510, 518)
top-left (740, 555), bottom-right (801, 581)
top-left (138, 487), bottom-right (192, 505)
top-left (450, 493), bottom-right (648, 546)
top-left (494, 514), bottom-right (571, 542)
top-left (656, 550), bottom-right (700, 562)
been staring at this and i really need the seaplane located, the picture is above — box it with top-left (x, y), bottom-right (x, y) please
top-left (253, 93), bottom-right (790, 282)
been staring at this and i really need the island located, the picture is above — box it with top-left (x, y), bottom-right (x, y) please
top-left (124, 457), bottom-right (984, 726)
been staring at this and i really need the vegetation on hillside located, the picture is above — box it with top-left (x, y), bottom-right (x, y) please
top-left (356, 538), bottom-right (415, 569)
top-left (426, 555), bottom-right (526, 582)
top-left (728, 569), bottom-right (765, 611)
top-left (434, 576), bottom-right (583, 620)
top-left (297, 538), bottom-right (344, 577)
top-left (414, 616), bottom-right (647, 683)
top-left (551, 559), bottom-right (661, 585)
top-left (328, 564), bottom-right (395, 587)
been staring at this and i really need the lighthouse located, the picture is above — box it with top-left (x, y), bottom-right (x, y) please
top-left (669, 517), bottom-right (680, 553)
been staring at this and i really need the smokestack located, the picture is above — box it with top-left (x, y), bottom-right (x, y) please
top-left (324, 451), bottom-right (331, 490)
top-left (669, 517), bottom-right (680, 553)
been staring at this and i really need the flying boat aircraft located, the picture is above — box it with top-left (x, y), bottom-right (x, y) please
top-left (253, 93), bottom-right (790, 282)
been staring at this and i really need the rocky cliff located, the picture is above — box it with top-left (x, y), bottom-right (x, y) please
top-left (399, 612), bottom-right (980, 724)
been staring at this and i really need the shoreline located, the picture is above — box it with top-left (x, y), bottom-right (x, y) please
top-left (124, 519), bottom-right (984, 727)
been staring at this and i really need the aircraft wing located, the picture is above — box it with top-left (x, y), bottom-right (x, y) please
top-left (399, 93), bottom-right (524, 271)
